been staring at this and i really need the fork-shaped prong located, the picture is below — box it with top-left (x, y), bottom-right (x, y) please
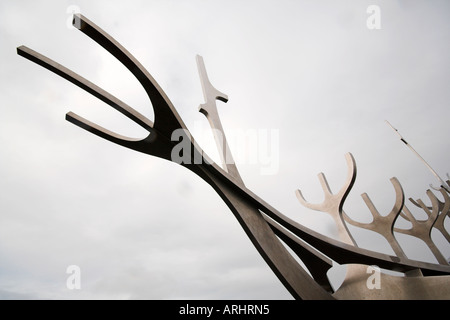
top-left (434, 189), bottom-right (450, 243)
top-left (343, 177), bottom-right (407, 259)
top-left (396, 190), bottom-right (448, 265)
top-left (65, 112), bottom-right (160, 154)
top-left (16, 45), bottom-right (174, 158)
top-left (16, 45), bottom-right (154, 132)
top-left (295, 153), bottom-right (357, 245)
top-left (17, 14), bottom-right (195, 162)
top-left (409, 189), bottom-right (450, 243)
top-left (72, 14), bottom-right (186, 138)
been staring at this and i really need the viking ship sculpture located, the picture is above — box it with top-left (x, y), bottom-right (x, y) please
top-left (17, 14), bottom-right (450, 299)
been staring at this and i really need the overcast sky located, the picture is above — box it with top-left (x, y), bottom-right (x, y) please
top-left (0, 0), bottom-right (449, 299)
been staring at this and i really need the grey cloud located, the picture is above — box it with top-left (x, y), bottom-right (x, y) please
top-left (0, 0), bottom-right (449, 299)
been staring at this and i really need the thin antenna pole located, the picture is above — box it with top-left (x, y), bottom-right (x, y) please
top-left (386, 120), bottom-right (449, 192)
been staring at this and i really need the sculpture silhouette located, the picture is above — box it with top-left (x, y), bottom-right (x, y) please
top-left (17, 14), bottom-right (450, 299)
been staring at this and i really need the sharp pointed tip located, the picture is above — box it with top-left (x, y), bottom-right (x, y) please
top-left (16, 45), bottom-right (28, 56)
top-left (72, 13), bottom-right (85, 30)
top-left (294, 189), bottom-right (306, 202)
top-left (65, 111), bottom-right (76, 121)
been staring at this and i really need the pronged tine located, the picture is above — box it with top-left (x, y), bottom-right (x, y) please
top-left (337, 153), bottom-right (357, 199)
top-left (439, 189), bottom-right (450, 213)
top-left (395, 191), bottom-right (448, 265)
top-left (424, 190), bottom-right (440, 221)
top-left (436, 189), bottom-right (450, 242)
top-left (361, 193), bottom-right (380, 218)
top-left (430, 184), bottom-right (442, 192)
top-left (398, 206), bottom-right (414, 224)
top-left (17, 46), bottom-right (154, 131)
top-left (295, 189), bottom-right (322, 211)
top-left (409, 197), bottom-right (430, 210)
top-left (344, 177), bottom-right (407, 258)
top-left (295, 153), bottom-right (358, 246)
top-left (72, 14), bottom-right (186, 137)
top-left (318, 173), bottom-right (333, 197)
top-left (417, 199), bottom-right (433, 219)
top-left (409, 189), bottom-right (450, 242)
top-left (66, 112), bottom-right (144, 149)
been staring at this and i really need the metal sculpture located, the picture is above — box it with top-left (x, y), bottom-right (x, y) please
top-left (17, 14), bottom-right (450, 299)
top-left (397, 190), bottom-right (449, 265)
top-left (410, 189), bottom-right (450, 244)
top-left (343, 177), bottom-right (407, 259)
